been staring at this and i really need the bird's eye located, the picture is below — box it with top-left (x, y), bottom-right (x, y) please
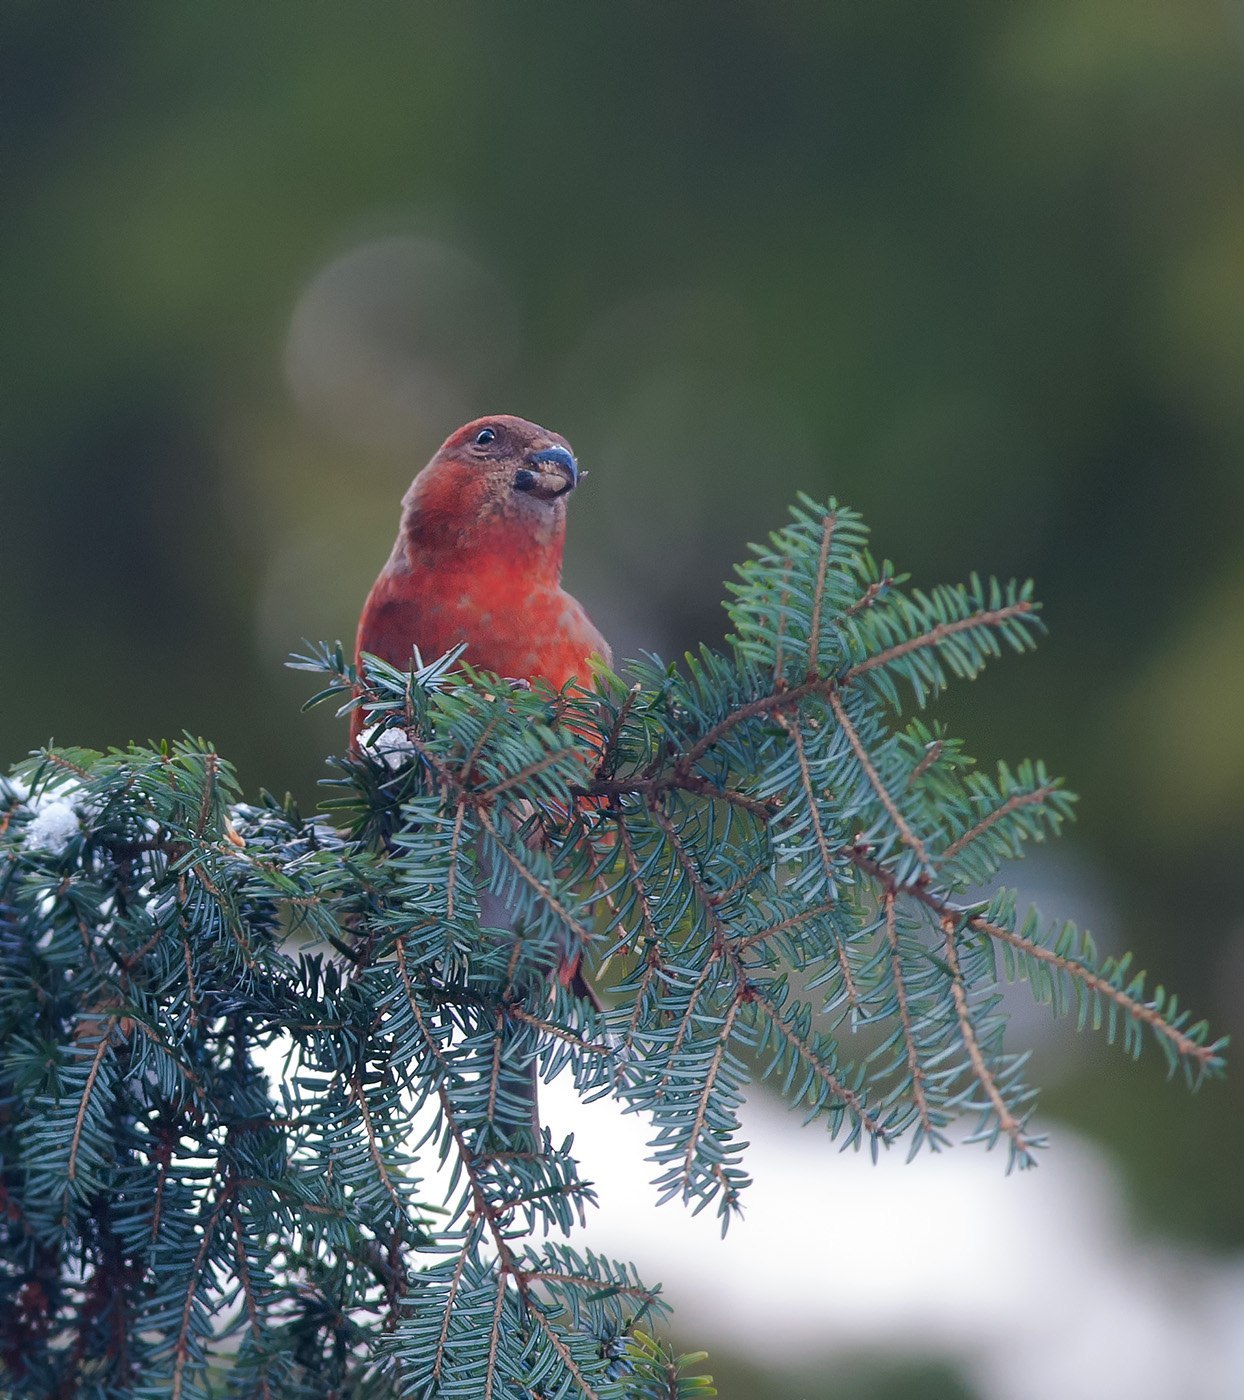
top-left (474, 427), bottom-right (497, 446)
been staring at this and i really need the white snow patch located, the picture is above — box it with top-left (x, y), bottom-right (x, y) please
top-left (23, 800), bottom-right (81, 854)
top-left (360, 724), bottom-right (418, 771)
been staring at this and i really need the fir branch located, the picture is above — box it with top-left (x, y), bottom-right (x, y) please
top-left (587, 774), bottom-right (774, 820)
top-left (481, 748), bottom-right (581, 801)
top-left (485, 1272), bottom-right (506, 1400)
top-left (508, 1005), bottom-right (612, 1056)
top-left (907, 739), bottom-right (944, 788)
top-left (659, 956), bottom-right (721, 1098)
top-left (66, 1017), bottom-right (116, 1187)
top-left (476, 807), bottom-right (594, 945)
top-left (840, 600), bottom-right (1036, 682)
top-left (395, 936), bottom-right (452, 1074)
top-left (842, 574), bottom-right (888, 618)
top-left (596, 682), bottom-right (643, 774)
top-left (937, 784), bottom-right (1058, 866)
top-left (673, 680), bottom-right (814, 777)
top-left (973, 912), bottom-right (1219, 1070)
top-left (651, 808), bottom-right (884, 1139)
top-left (487, 942), bottom-right (525, 1129)
top-left (882, 893), bottom-right (937, 1146)
top-left (229, 1202), bottom-right (273, 1400)
top-left (827, 687), bottom-right (930, 866)
top-left (940, 916), bottom-right (1034, 1165)
top-left (170, 1172), bottom-right (235, 1400)
top-left (850, 847), bottom-right (1223, 1075)
top-left (433, 1228), bottom-right (477, 1383)
top-left (807, 511), bottom-right (836, 676)
top-left (770, 557), bottom-right (794, 683)
top-left (746, 983), bottom-right (885, 1137)
top-left (529, 1304), bottom-right (602, 1400)
top-left (194, 751), bottom-right (219, 839)
top-left (460, 713), bottom-right (503, 785)
top-left (776, 712), bottom-right (859, 1008)
top-left (349, 1071), bottom-right (406, 1219)
top-left (733, 901), bottom-right (838, 952)
top-left (683, 997), bottom-right (744, 1192)
top-left (517, 1269), bottom-right (656, 1304)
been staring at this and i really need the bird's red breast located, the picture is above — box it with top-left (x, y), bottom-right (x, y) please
top-left (352, 414), bottom-right (611, 741)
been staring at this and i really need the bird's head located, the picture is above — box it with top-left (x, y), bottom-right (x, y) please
top-left (400, 415), bottom-right (583, 563)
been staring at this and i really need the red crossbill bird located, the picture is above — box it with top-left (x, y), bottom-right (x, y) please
top-left (354, 417), bottom-right (611, 1114)
top-left (353, 414), bottom-right (610, 741)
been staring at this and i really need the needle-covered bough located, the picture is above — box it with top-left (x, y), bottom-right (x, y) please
top-left (0, 494), bottom-right (1224, 1397)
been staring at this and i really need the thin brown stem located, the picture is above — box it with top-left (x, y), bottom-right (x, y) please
top-left (595, 684), bottom-right (642, 778)
top-left (907, 739), bottom-right (944, 788)
top-left (194, 752), bottom-right (219, 839)
top-left (528, 1306), bottom-right (602, 1400)
top-left (842, 575), bottom-right (888, 618)
top-left (807, 512), bottom-right (836, 676)
top-left (171, 1175), bottom-right (235, 1400)
top-left (674, 676), bottom-right (823, 777)
top-left (229, 1204), bottom-right (272, 1397)
top-left (484, 1271), bottom-right (506, 1400)
top-left (777, 713), bottom-right (859, 1008)
top-left (446, 800), bottom-right (468, 920)
top-left (938, 785), bottom-right (1056, 866)
top-left (508, 1006), bottom-right (611, 1056)
top-left (940, 916), bottom-right (1032, 1159)
top-left (733, 900), bottom-right (839, 952)
top-left (882, 892), bottom-right (935, 1140)
top-left (973, 913), bottom-right (1214, 1066)
top-left (683, 997), bottom-right (742, 1189)
top-left (828, 688), bottom-right (930, 866)
top-left (349, 1072), bottom-right (406, 1217)
top-left (840, 601), bottom-right (1035, 682)
top-left (67, 1019), bottom-right (116, 1186)
top-left (395, 937), bottom-right (452, 1073)
top-left (746, 984), bottom-right (886, 1137)
top-left (482, 748), bottom-right (582, 802)
top-left (847, 846), bottom-right (1220, 1071)
top-left (587, 773), bottom-right (774, 819)
top-left (433, 1231), bottom-right (475, 1381)
top-left (476, 809), bottom-right (592, 945)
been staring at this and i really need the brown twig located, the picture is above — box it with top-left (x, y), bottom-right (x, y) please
top-left (882, 892), bottom-right (936, 1141)
top-left (807, 513), bottom-right (837, 676)
top-left (528, 1306), bottom-right (602, 1400)
top-left (683, 997), bottom-right (743, 1189)
top-left (848, 847), bottom-right (1221, 1073)
top-left (840, 601), bottom-right (1035, 683)
top-left (170, 1173), bottom-right (235, 1400)
top-left (776, 713), bottom-right (859, 1008)
top-left (770, 557), bottom-right (795, 685)
top-left (66, 1019), bottom-right (116, 1186)
top-left (937, 785), bottom-right (1057, 866)
top-left (940, 915), bottom-right (1032, 1160)
top-left (828, 688), bottom-right (930, 866)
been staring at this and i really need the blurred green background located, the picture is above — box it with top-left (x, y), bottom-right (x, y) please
top-left (2, 3), bottom-right (1242, 1395)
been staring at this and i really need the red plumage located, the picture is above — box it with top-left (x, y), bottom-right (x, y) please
top-left (353, 414), bottom-right (610, 742)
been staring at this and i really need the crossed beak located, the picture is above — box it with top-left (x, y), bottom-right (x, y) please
top-left (516, 445), bottom-right (580, 500)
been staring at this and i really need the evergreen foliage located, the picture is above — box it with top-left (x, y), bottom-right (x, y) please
top-left (0, 495), bottom-right (1224, 1397)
